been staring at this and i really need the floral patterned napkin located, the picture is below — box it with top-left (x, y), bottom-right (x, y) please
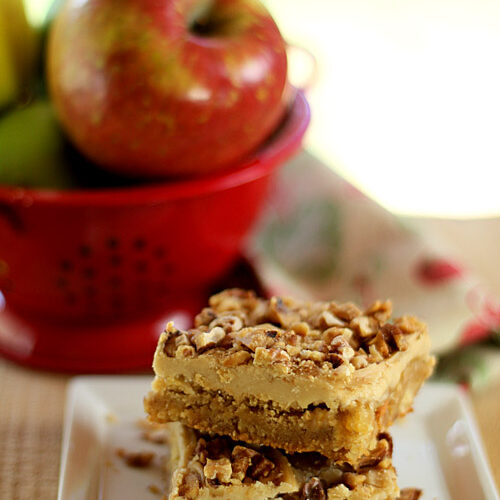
top-left (248, 151), bottom-right (500, 388)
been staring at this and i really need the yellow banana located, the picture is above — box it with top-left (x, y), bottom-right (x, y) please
top-left (0, 0), bottom-right (39, 104)
top-left (0, 10), bottom-right (18, 109)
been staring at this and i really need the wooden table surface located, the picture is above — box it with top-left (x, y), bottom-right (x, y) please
top-left (0, 357), bottom-right (499, 499)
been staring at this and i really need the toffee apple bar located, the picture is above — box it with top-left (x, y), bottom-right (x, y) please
top-left (145, 289), bottom-right (435, 464)
top-left (165, 422), bottom-right (399, 500)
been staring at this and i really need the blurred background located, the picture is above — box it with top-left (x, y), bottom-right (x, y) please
top-left (270, 0), bottom-right (500, 219)
top-left (8, 0), bottom-right (500, 217)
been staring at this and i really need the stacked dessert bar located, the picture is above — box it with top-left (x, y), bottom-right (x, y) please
top-left (144, 289), bottom-right (435, 499)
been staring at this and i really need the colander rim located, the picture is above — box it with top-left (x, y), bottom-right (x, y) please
top-left (0, 91), bottom-right (309, 207)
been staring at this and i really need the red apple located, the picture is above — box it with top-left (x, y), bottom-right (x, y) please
top-left (47, 0), bottom-right (289, 178)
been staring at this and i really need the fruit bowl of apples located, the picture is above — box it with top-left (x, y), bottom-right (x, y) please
top-left (0, 0), bottom-right (310, 371)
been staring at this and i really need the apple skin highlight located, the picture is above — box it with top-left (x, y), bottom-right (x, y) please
top-left (47, 0), bottom-right (289, 178)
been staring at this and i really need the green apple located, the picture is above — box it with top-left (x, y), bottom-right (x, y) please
top-left (0, 99), bottom-right (75, 189)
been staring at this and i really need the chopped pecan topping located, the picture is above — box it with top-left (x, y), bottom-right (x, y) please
top-left (161, 289), bottom-right (426, 372)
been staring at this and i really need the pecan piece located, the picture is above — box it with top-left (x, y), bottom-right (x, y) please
top-left (247, 453), bottom-right (275, 481)
top-left (393, 315), bottom-right (426, 334)
top-left (398, 488), bottom-right (423, 500)
top-left (301, 477), bottom-right (326, 500)
top-left (299, 349), bottom-right (326, 363)
top-left (368, 323), bottom-right (405, 358)
top-left (192, 327), bottom-right (226, 352)
top-left (330, 336), bottom-right (355, 361)
top-left (162, 323), bottom-right (187, 357)
top-left (329, 302), bottom-right (362, 321)
top-left (268, 296), bottom-right (300, 327)
top-left (291, 321), bottom-right (310, 336)
top-left (209, 314), bottom-right (244, 333)
top-left (222, 350), bottom-right (252, 367)
top-left (204, 458), bottom-right (232, 483)
top-left (231, 446), bottom-right (258, 481)
top-left (358, 433), bottom-right (392, 469)
top-left (351, 354), bottom-right (369, 369)
top-left (319, 310), bottom-right (344, 328)
top-left (365, 299), bottom-right (392, 322)
top-left (175, 345), bottom-right (195, 358)
top-left (194, 307), bottom-right (217, 327)
top-left (178, 471), bottom-right (201, 499)
top-left (350, 316), bottom-right (378, 339)
top-left (342, 472), bottom-right (366, 490)
top-left (116, 449), bottom-right (155, 468)
top-left (254, 347), bottom-right (290, 366)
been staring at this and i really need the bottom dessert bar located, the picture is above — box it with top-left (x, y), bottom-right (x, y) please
top-left (164, 422), bottom-right (400, 500)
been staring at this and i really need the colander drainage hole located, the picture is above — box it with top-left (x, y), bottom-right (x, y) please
top-left (108, 276), bottom-right (122, 288)
top-left (135, 260), bottom-right (148, 273)
top-left (83, 267), bottom-right (95, 279)
top-left (154, 247), bottom-right (165, 259)
top-left (56, 276), bottom-right (68, 289)
top-left (107, 237), bottom-right (119, 250)
top-left (111, 295), bottom-right (124, 309)
top-left (79, 245), bottom-right (92, 258)
top-left (134, 238), bottom-right (146, 251)
top-left (65, 292), bottom-right (77, 305)
top-left (110, 255), bottom-right (122, 267)
top-left (60, 260), bottom-right (74, 272)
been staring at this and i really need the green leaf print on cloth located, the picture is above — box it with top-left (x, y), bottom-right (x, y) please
top-left (260, 199), bottom-right (342, 284)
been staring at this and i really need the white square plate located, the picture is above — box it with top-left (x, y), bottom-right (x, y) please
top-left (57, 377), bottom-right (499, 500)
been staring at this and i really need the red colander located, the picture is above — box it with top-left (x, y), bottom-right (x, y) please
top-left (0, 91), bottom-right (310, 372)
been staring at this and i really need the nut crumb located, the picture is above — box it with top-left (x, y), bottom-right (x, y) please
top-left (147, 484), bottom-right (162, 495)
top-left (204, 457), bottom-right (232, 483)
top-left (398, 488), bottom-right (423, 500)
top-left (116, 448), bottom-right (155, 468)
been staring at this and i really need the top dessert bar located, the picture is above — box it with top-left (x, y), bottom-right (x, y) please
top-left (145, 289), bottom-right (435, 465)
